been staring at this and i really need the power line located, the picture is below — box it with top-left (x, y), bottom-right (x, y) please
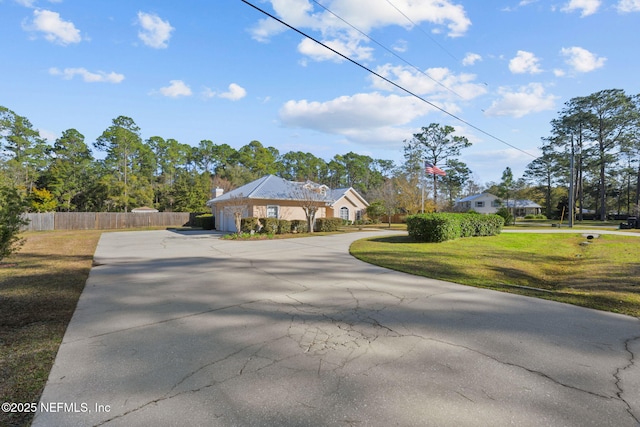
top-left (384, 0), bottom-right (459, 62)
top-left (309, 0), bottom-right (464, 99)
top-left (240, 0), bottom-right (537, 159)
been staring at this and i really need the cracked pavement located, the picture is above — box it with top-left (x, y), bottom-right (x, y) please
top-left (33, 230), bottom-right (640, 426)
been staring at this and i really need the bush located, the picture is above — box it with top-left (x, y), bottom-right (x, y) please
top-left (260, 218), bottom-right (279, 234)
top-left (194, 214), bottom-right (215, 230)
top-left (277, 219), bottom-right (291, 234)
top-left (0, 186), bottom-right (28, 261)
top-left (291, 219), bottom-right (308, 233)
top-left (314, 217), bottom-right (343, 232)
top-left (496, 207), bottom-right (514, 226)
top-left (240, 217), bottom-right (260, 233)
top-left (407, 213), bottom-right (503, 243)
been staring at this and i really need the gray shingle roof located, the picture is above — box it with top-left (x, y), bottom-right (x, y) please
top-left (207, 175), bottom-right (347, 205)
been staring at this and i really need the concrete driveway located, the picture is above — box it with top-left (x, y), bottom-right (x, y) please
top-left (34, 230), bottom-right (640, 426)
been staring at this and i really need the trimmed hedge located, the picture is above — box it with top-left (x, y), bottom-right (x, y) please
top-left (314, 217), bottom-right (343, 232)
top-left (291, 219), bottom-right (308, 233)
top-left (277, 219), bottom-right (291, 234)
top-left (194, 214), bottom-right (215, 230)
top-left (259, 217), bottom-right (279, 234)
top-left (407, 213), bottom-right (504, 243)
top-left (241, 217), bottom-right (260, 233)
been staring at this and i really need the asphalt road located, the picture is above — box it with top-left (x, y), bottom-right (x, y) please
top-left (33, 229), bottom-right (640, 426)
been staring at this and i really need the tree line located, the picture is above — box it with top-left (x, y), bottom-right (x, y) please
top-left (0, 105), bottom-right (476, 214)
top-left (1, 87), bottom-right (638, 221)
top-left (523, 89), bottom-right (639, 220)
top-left (0, 109), bottom-right (398, 213)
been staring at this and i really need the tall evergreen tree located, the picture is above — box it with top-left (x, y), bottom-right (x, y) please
top-left (94, 116), bottom-right (150, 212)
top-left (403, 123), bottom-right (471, 209)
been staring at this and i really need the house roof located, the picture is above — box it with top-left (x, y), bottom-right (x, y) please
top-left (456, 193), bottom-right (498, 203)
top-left (456, 193), bottom-right (541, 209)
top-left (505, 199), bottom-right (542, 208)
top-left (206, 175), bottom-right (368, 206)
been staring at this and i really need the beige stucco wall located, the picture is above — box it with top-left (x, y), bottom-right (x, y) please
top-left (211, 190), bottom-right (368, 232)
top-left (328, 190), bottom-right (368, 222)
top-left (212, 199), bottom-right (327, 232)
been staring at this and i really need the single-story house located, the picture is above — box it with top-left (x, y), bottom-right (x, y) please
top-left (504, 199), bottom-right (542, 217)
top-left (455, 193), bottom-right (542, 216)
top-left (206, 174), bottom-right (369, 232)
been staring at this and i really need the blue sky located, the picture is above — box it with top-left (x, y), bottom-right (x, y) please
top-left (1, 0), bottom-right (638, 184)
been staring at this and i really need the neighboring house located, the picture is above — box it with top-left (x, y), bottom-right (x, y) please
top-left (505, 199), bottom-right (542, 217)
top-left (455, 193), bottom-right (542, 216)
top-left (455, 193), bottom-right (502, 214)
top-left (206, 175), bottom-right (369, 232)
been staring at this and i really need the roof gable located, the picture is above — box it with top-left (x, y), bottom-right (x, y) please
top-left (329, 187), bottom-right (369, 207)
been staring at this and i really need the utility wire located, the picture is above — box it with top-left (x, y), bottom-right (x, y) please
top-left (384, 0), bottom-right (459, 62)
top-left (240, 0), bottom-right (537, 159)
top-left (309, 0), bottom-right (464, 99)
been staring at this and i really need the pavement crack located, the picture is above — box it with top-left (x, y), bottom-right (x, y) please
top-left (614, 334), bottom-right (640, 423)
top-left (410, 332), bottom-right (615, 401)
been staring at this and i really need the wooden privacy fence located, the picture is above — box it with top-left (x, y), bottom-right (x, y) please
top-left (21, 212), bottom-right (195, 231)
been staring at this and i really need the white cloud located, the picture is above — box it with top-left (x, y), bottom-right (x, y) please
top-left (15, 0), bottom-right (38, 7)
top-left (462, 52), bottom-right (482, 66)
top-left (393, 39), bottom-right (408, 53)
top-left (371, 64), bottom-right (488, 103)
top-left (137, 11), bottom-right (174, 49)
top-left (279, 92), bottom-right (433, 146)
top-left (49, 67), bottom-right (125, 83)
top-left (509, 50), bottom-right (542, 74)
top-left (297, 33), bottom-right (373, 62)
top-left (560, 46), bottom-right (606, 72)
top-left (617, 0), bottom-right (640, 12)
top-left (159, 80), bottom-right (192, 97)
top-left (250, 0), bottom-right (471, 62)
top-left (484, 83), bottom-right (558, 118)
top-left (23, 9), bottom-right (82, 45)
top-left (202, 83), bottom-right (247, 101)
top-left (219, 83), bottom-right (247, 101)
top-left (561, 0), bottom-right (601, 16)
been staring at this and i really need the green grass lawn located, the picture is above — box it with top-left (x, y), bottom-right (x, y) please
top-left (350, 232), bottom-right (640, 317)
top-left (0, 230), bottom-right (101, 427)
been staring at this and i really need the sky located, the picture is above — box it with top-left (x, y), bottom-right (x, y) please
top-left (1, 0), bottom-right (639, 184)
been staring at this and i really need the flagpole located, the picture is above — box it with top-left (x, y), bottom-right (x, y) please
top-left (421, 168), bottom-right (425, 213)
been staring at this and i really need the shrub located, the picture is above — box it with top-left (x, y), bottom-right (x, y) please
top-left (0, 186), bottom-right (29, 261)
top-left (291, 219), bottom-right (308, 233)
top-left (314, 217), bottom-right (343, 232)
top-left (407, 213), bottom-right (503, 243)
top-left (260, 217), bottom-right (279, 234)
top-left (277, 219), bottom-right (291, 234)
top-left (194, 214), bottom-right (215, 230)
top-left (496, 207), bottom-right (514, 226)
top-left (240, 217), bottom-right (260, 233)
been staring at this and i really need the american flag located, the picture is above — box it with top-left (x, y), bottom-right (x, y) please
top-left (425, 162), bottom-right (446, 176)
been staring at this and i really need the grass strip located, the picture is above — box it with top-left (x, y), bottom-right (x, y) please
top-left (350, 233), bottom-right (640, 317)
top-left (0, 230), bottom-right (102, 427)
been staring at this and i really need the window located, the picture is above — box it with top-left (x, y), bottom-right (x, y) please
top-left (491, 200), bottom-right (501, 207)
top-left (267, 205), bottom-right (279, 218)
top-left (475, 201), bottom-right (485, 208)
top-left (340, 206), bottom-right (349, 221)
